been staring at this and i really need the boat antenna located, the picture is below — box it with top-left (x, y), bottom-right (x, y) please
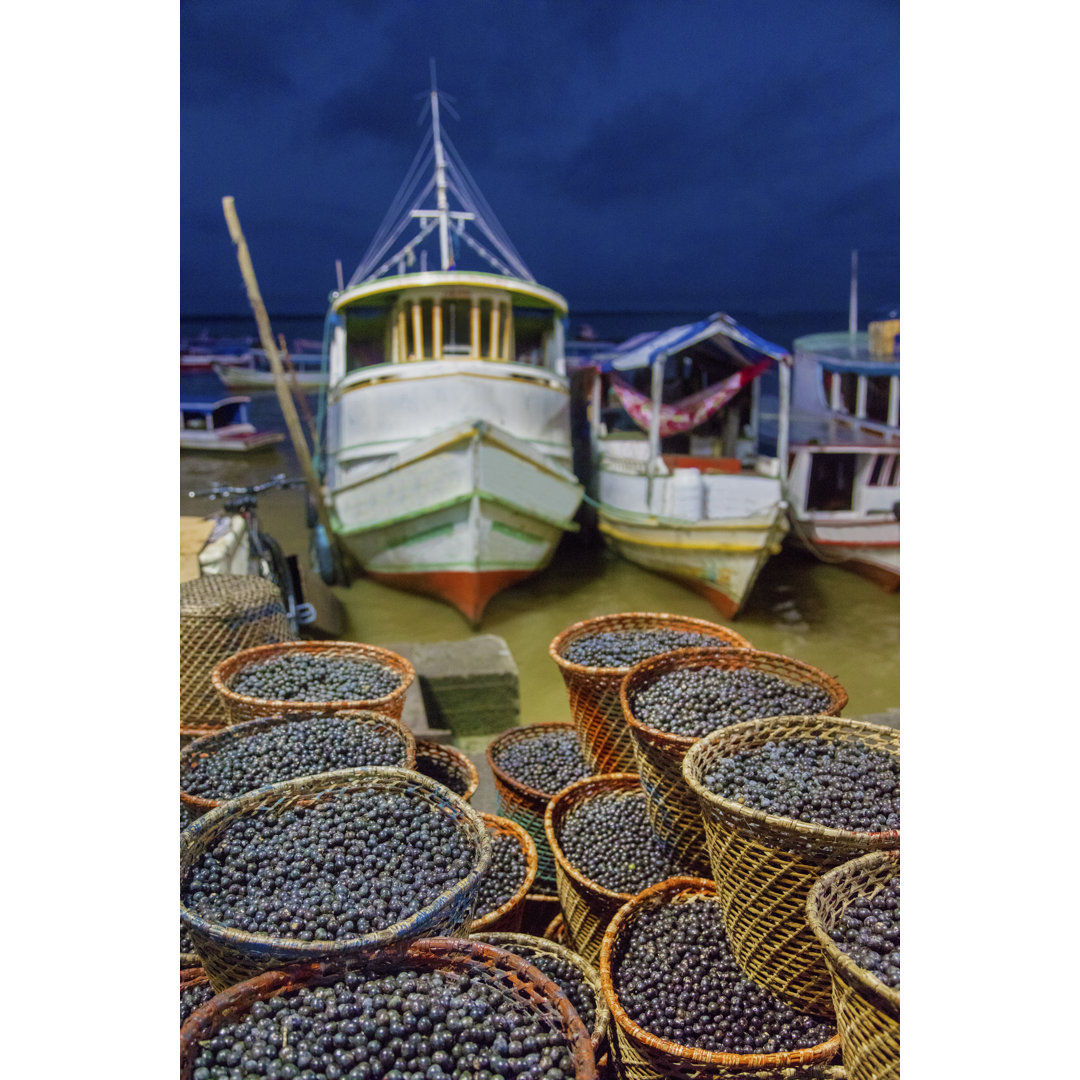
top-left (848, 249), bottom-right (859, 338)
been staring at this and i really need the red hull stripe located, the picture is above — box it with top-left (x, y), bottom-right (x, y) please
top-left (367, 568), bottom-right (536, 623)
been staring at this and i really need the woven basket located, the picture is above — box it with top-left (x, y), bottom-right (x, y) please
top-left (549, 613), bottom-right (752, 775)
top-left (682, 716), bottom-right (900, 1017)
top-left (179, 710), bottom-right (417, 816)
top-left (180, 937), bottom-right (598, 1080)
top-left (621, 648), bottom-right (848, 875)
top-left (211, 640), bottom-right (415, 726)
top-left (600, 877), bottom-right (841, 1079)
top-left (487, 721), bottom-right (587, 895)
top-left (472, 930), bottom-right (611, 1061)
top-left (180, 575), bottom-right (292, 731)
top-left (470, 813), bottom-right (539, 933)
top-left (180, 767), bottom-right (491, 991)
top-left (807, 851), bottom-right (900, 1080)
top-left (413, 737), bottom-right (480, 800)
top-left (545, 911), bottom-right (570, 945)
top-left (546, 774), bottom-right (660, 967)
top-left (522, 892), bottom-right (564, 937)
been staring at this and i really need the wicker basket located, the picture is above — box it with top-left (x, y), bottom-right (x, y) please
top-left (487, 721), bottom-right (588, 895)
top-left (521, 892), bottom-right (564, 937)
top-left (180, 767), bottom-right (491, 991)
top-left (179, 710), bottom-right (417, 816)
top-left (472, 930), bottom-right (611, 1061)
top-left (211, 640), bottom-right (415, 726)
top-left (413, 738), bottom-right (480, 800)
top-left (807, 851), bottom-right (900, 1080)
top-left (682, 716), bottom-right (900, 1017)
top-left (180, 937), bottom-right (598, 1080)
top-left (549, 613), bottom-right (752, 775)
top-left (600, 877), bottom-right (841, 1079)
top-left (470, 813), bottom-right (539, 933)
top-left (545, 911), bottom-right (570, 945)
top-left (546, 774), bottom-right (662, 967)
top-left (621, 648), bottom-right (848, 875)
top-left (181, 575), bottom-right (292, 731)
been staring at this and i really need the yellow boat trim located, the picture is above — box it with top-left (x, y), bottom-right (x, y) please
top-left (336, 367), bottom-right (569, 399)
top-left (598, 520), bottom-right (770, 553)
top-left (331, 271), bottom-right (568, 315)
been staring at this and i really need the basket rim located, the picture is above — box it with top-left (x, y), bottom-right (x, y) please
top-left (180, 936), bottom-right (597, 1079)
top-left (414, 738), bottom-right (480, 802)
top-left (469, 813), bottom-right (540, 932)
top-left (681, 714), bottom-right (900, 847)
top-left (210, 640), bottom-right (416, 713)
top-left (806, 849), bottom-right (901, 1019)
top-left (180, 710), bottom-right (418, 811)
top-left (180, 766), bottom-right (492, 957)
top-left (486, 721), bottom-right (586, 802)
top-left (548, 612), bottom-right (752, 676)
top-left (544, 773), bottom-right (649, 903)
top-left (543, 912), bottom-right (567, 941)
top-left (180, 951), bottom-right (201, 968)
top-left (599, 875), bottom-right (842, 1068)
top-left (470, 929), bottom-right (610, 1053)
top-left (620, 646), bottom-right (849, 748)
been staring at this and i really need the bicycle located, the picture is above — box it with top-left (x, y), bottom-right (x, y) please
top-left (187, 474), bottom-right (316, 635)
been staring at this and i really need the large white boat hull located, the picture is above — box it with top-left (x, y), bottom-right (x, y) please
top-left (788, 515), bottom-right (900, 589)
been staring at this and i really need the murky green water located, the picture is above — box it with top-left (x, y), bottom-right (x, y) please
top-left (181, 406), bottom-right (898, 722)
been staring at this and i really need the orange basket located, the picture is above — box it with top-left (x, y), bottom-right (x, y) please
top-left (413, 738), bottom-right (480, 801)
top-left (470, 813), bottom-right (539, 933)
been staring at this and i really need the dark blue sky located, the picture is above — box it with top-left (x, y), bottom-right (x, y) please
top-left (181, 0), bottom-right (899, 318)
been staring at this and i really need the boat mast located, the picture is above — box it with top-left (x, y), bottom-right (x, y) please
top-left (848, 249), bottom-right (859, 338)
top-left (429, 61), bottom-right (453, 271)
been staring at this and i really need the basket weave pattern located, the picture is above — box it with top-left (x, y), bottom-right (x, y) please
top-left (622, 649), bottom-right (848, 875)
top-left (180, 575), bottom-right (291, 730)
top-left (487, 721), bottom-right (582, 895)
top-left (180, 710), bottom-right (417, 816)
top-left (470, 814), bottom-right (539, 933)
top-left (549, 613), bottom-right (752, 775)
top-left (807, 851), bottom-right (900, 1080)
top-left (683, 716), bottom-right (899, 1017)
top-left (180, 938), bottom-right (598, 1080)
top-left (599, 878), bottom-right (841, 1080)
top-left (414, 738), bottom-right (480, 801)
top-left (180, 767), bottom-right (491, 992)
top-left (472, 930), bottom-right (611, 1061)
top-left (211, 640), bottom-right (415, 726)
top-left (545, 774), bottom-right (647, 967)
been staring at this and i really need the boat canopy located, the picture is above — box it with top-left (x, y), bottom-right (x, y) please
top-left (794, 332), bottom-right (900, 378)
top-left (573, 313), bottom-right (791, 372)
top-left (179, 374), bottom-right (253, 411)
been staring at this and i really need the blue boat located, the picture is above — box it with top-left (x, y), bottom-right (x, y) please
top-left (180, 376), bottom-right (284, 452)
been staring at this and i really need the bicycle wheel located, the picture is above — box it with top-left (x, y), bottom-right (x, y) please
top-left (254, 532), bottom-right (300, 635)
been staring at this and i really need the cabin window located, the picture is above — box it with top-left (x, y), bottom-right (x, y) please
top-left (807, 453), bottom-right (856, 512)
top-left (868, 455), bottom-right (887, 486)
top-left (345, 309), bottom-right (390, 371)
top-left (442, 299), bottom-right (471, 355)
top-left (888, 456), bottom-right (900, 487)
top-left (866, 376), bottom-right (892, 424)
top-left (182, 410), bottom-right (207, 430)
top-left (513, 307), bottom-right (551, 366)
top-left (839, 373), bottom-right (858, 415)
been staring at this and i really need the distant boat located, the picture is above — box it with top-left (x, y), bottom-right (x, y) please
top-left (576, 313), bottom-right (792, 618)
top-left (180, 378), bottom-right (284, 452)
top-left (317, 74), bottom-right (583, 624)
top-left (777, 323), bottom-right (899, 589)
top-left (215, 346), bottom-right (327, 389)
top-left (180, 334), bottom-right (258, 374)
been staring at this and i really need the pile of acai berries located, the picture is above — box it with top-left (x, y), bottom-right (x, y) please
top-left (186, 967), bottom-right (579, 1080)
top-left (831, 877), bottom-right (900, 988)
top-left (703, 737), bottom-right (900, 832)
top-left (615, 896), bottom-right (836, 1055)
top-left (182, 717), bottom-right (408, 801)
top-left (557, 790), bottom-right (691, 893)
top-left (181, 979), bottom-right (216, 1026)
top-left (492, 729), bottom-right (591, 796)
top-left (230, 652), bottom-right (402, 703)
top-left (182, 789), bottom-right (480, 941)
top-left (473, 826), bottom-right (529, 920)
top-left (559, 628), bottom-right (723, 668)
top-left (501, 946), bottom-right (597, 1034)
top-left (630, 667), bottom-right (832, 738)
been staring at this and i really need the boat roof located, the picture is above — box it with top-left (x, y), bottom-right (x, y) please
top-left (331, 270), bottom-right (567, 315)
top-left (794, 332), bottom-right (900, 377)
top-left (180, 375), bottom-right (252, 410)
top-left (574, 313), bottom-right (790, 373)
top-left (761, 412), bottom-right (900, 450)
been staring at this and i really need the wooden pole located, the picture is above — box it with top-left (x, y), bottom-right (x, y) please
top-left (221, 196), bottom-right (343, 569)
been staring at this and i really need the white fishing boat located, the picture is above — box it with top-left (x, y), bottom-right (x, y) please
top-left (777, 321), bottom-right (900, 589)
top-left (318, 74), bottom-right (583, 624)
top-left (576, 314), bottom-right (792, 618)
top-left (216, 346), bottom-right (328, 390)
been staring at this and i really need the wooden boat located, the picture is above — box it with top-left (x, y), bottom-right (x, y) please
top-left (779, 324), bottom-right (899, 589)
top-left (318, 76), bottom-right (583, 624)
top-left (215, 346), bottom-right (327, 389)
top-left (576, 314), bottom-right (792, 618)
top-left (180, 379), bottom-right (284, 452)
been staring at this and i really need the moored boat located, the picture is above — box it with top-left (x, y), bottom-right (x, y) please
top-left (180, 377), bottom-right (285, 453)
top-left (318, 75), bottom-right (583, 624)
top-left (215, 345), bottom-right (328, 389)
top-left (575, 313), bottom-right (792, 618)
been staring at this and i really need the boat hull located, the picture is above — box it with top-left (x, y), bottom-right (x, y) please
top-left (329, 420), bottom-right (582, 622)
top-left (216, 365), bottom-right (327, 390)
top-left (789, 516), bottom-right (900, 590)
top-left (180, 431), bottom-right (284, 452)
top-left (596, 505), bottom-right (789, 618)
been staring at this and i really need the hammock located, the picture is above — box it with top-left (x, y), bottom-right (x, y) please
top-left (610, 357), bottom-right (772, 438)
